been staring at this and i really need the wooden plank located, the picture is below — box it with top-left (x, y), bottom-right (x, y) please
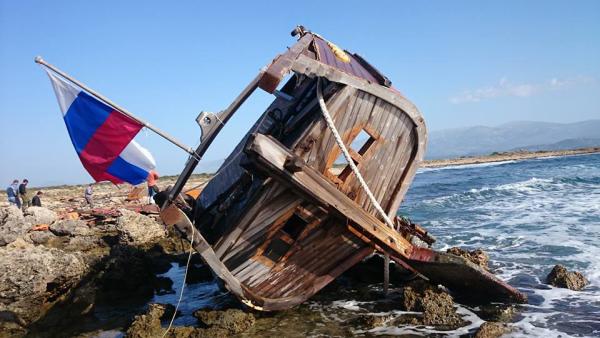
top-left (245, 133), bottom-right (414, 259)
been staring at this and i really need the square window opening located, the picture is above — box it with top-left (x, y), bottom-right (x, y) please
top-left (263, 237), bottom-right (291, 262)
top-left (281, 213), bottom-right (308, 241)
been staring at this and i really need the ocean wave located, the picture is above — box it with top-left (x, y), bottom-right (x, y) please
top-left (422, 174), bottom-right (600, 207)
top-left (423, 177), bottom-right (554, 206)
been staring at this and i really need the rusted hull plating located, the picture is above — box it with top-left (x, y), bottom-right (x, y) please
top-left (161, 27), bottom-right (526, 311)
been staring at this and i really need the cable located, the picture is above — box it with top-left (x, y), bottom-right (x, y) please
top-left (162, 220), bottom-right (195, 337)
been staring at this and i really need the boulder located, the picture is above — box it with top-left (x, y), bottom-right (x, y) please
top-left (125, 303), bottom-right (167, 338)
top-left (49, 220), bottom-right (91, 237)
top-left (0, 206), bottom-right (30, 246)
top-left (0, 240), bottom-right (87, 328)
top-left (193, 308), bottom-right (255, 334)
top-left (399, 280), bottom-right (465, 328)
top-left (23, 206), bottom-right (57, 225)
top-left (117, 209), bottom-right (166, 246)
top-left (447, 247), bottom-right (490, 270)
top-left (475, 322), bottom-right (513, 338)
top-left (546, 264), bottom-right (589, 291)
top-left (126, 304), bottom-right (226, 338)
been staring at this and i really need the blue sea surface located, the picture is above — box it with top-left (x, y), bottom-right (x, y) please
top-left (152, 153), bottom-right (600, 337)
top-left (398, 153), bottom-right (600, 337)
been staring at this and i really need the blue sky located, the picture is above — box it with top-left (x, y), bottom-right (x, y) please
top-left (1, 1), bottom-right (599, 186)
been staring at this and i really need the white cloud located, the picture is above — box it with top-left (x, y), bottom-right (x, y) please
top-left (450, 76), bottom-right (595, 104)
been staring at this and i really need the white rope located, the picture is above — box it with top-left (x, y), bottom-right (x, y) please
top-left (316, 78), bottom-right (396, 230)
top-left (162, 221), bottom-right (195, 337)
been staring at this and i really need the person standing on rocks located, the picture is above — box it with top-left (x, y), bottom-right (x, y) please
top-left (19, 179), bottom-right (30, 210)
top-left (147, 170), bottom-right (159, 204)
top-left (84, 184), bottom-right (94, 208)
top-left (32, 191), bottom-right (43, 207)
top-left (6, 179), bottom-right (21, 208)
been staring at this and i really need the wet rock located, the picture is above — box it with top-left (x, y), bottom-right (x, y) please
top-left (354, 313), bottom-right (394, 329)
top-left (421, 288), bottom-right (464, 327)
top-left (126, 303), bottom-right (224, 338)
top-left (0, 240), bottom-right (87, 328)
top-left (0, 206), bottom-right (30, 246)
top-left (400, 279), bottom-right (465, 328)
top-left (475, 304), bottom-right (518, 322)
top-left (447, 247), bottom-right (489, 270)
top-left (475, 322), bottom-right (513, 338)
top-left (23, 206), bottom-right (57, 225)
top-left (117, 209), bottom-right (167, 247)
top-left (125, 303), bottom-right (166, 338)
top-left (546, 264), bottom-right (589, 291)
top-left (194, 308), bottom-right (255, 334)
top-left (0, 319), bottom-right (28, 338)
top-left (49, 219), bottom-right (91, 237)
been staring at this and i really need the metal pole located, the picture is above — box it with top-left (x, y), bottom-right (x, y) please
top-left (383, 253), bottom-right (390, 296)
top-left (166, 71), bottom-right (263, 205)
top-left (34, 56), bottom-right (195, 156)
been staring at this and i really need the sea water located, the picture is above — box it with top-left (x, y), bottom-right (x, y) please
top-left (151, 153), bottom-right (600, 337)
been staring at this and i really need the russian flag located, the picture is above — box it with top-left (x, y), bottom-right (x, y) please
top-left (45, 70), bottom-right (156, 185)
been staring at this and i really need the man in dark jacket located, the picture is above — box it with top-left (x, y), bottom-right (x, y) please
top-left (32, 191), bottom-right (43, 207)
top-left (19, 179), bottom-right (29, 210)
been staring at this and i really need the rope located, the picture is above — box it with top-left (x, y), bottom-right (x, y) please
top-left (162, 221), bottom-right (195, 337)
top-left (316, 78), bottom-right (396, 230)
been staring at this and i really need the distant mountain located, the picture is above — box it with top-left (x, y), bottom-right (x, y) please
top-left (509, 138), bottom-right (600, 152)
top-left (426, 120), bottom-right (600, 159)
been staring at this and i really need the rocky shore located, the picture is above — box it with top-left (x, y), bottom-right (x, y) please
top-left (0, 171), bottom-right (591, 337)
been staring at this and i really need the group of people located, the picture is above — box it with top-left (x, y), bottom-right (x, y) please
top-left (6, 179), bottom-right (43, 210)
top-left (6, 170), bottom-right (160, 211)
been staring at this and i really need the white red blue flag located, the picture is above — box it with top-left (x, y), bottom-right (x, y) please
top-left (45, 70), bottom-right (156, 185)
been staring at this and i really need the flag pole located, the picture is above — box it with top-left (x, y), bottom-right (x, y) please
top-left (34, 56), bottom-right (196, 156)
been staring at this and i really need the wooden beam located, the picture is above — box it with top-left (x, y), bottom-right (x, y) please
top-left (245, 133), bottom-right (414, 259)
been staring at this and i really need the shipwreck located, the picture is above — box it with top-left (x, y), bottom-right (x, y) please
top-left (158, 26), bottom-right (527, 310)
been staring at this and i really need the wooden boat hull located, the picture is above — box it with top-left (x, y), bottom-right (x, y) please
top-left (161, 28), bottom-right (526, 310)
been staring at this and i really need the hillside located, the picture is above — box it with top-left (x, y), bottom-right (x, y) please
top-left (426, 120), bottom-right (600, 159)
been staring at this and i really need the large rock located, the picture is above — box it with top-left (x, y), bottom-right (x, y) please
top-left (0, 206), bottom-right (30, 246)
top-left (125, 303), bottom-right (167, 338)
top-left (546, 264), bottom-right (589, 291)
top-left (399, 280), bottom-right (465, 328)
top-left (23, 206), bottom-right (57, 225)
top-left (475, 322), bottom-right (513, 338)
top-left (0, 239), bottom-right (87, 328)
top-left (117, 209), bottom-right (166, 246)
top-left (126, 304), bottom-right (228, 338)
top-left (49, 219), bottom-right (92, 237)
top-left (193, 308), bottom-right (255, 334)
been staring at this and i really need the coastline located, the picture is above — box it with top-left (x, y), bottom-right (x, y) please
top-left (420, 147), bottom-right (600, 169)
